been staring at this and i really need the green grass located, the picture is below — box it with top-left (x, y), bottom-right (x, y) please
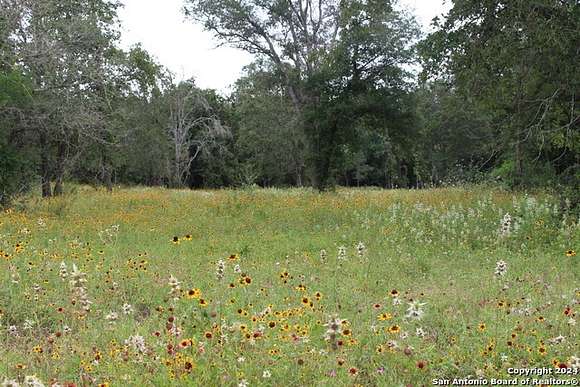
top-left (0, 186), bottom-right (578, 386)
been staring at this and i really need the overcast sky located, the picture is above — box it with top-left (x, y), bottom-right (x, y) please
top-left (118, 0), bottom-right (450, 93)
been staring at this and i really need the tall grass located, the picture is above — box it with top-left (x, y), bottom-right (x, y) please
top-left (0, 186), bottom-right (578, 385)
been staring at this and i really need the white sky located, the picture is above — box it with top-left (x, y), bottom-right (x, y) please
top-left (118, 0), bottom-right (450, 93)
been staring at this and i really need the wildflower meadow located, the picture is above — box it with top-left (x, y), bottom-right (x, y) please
top-left (0, 186), bottom-right (578, 386)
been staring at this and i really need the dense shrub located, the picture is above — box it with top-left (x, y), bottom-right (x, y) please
top-left (0, 141), bottom-right (34, 207)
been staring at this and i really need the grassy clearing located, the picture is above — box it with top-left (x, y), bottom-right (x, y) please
top-left (0, 186), bottom-right (578, 386)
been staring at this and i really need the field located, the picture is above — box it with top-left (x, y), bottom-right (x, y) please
top-left (0, 186), bottom-right (578, 386)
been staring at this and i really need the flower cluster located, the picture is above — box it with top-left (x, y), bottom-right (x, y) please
top-left (356, 241), bottom-right (366, 259)
top-left (495, 260), bottom-right (508, 277)
top-left (337, 246), bottom-right (347, 261)
top-left (499, 213), bottom-right (512, 237)
top-left (69, 264), bottom-right (91, 312)
top-left (216, 259), bottom-right (225, 280)
top-left (168, 275), bottom-right (181, 301)
top-left (405, 300), bottom-right (426, 320)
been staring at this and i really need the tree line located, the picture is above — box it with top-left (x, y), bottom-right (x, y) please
top-left (1, 0), bottom-right (578, 206)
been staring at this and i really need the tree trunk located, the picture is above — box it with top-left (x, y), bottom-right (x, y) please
top-left (295, 165), bottom-right (303, 187)
top-left (39, 132), bottom-right (52, 198)
top-left (53, 142), bottom-right (66, 196)
top-left (53, 177), bottom-right (63, 196)
top-left (102, 152), bottom-right (113, 192)
top-left (514, 139), bottom-right (523, 187)
top-left (400, 163), bottom-right (408, 188)
top-left (104, 167), bottom-right (113, 192)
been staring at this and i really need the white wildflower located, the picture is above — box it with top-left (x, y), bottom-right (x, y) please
top-left (494, 260), bottom-right (508, 277)
top-left (356, 241), bottom-right (366, 258)
top-left (216, 260), bottom-right (226, 280)
top-left (320, 249), bottom-right (327, 262)
top-left (23, 375), bottom-right (44, 387)
top-left (59, 262), bottom-right (68, 280)
top-left (69, 264), bottom-right (91, 312)
top-left (337, 246), bottom-right (347, 261)
top-left (168, 275), bottom-right (181, 301)
top-left (105, 311), bottom-right (119, 325)
top-left (125, 335), bottom-right (146, 353)
top-left (9, 264), bottom-right (20, 284)
top-left (1, 379), bottom-right (20, 387)
top-left (405, 300), bottom-right (426, 320)
top-left (548, 335), bottom-right (565, 345)
top-left (122, 303), bottom-right (134, 315)
top-left (8, 325), bottom-right (18, 336)
top-left (169, 325), bottom-right (182, 337)
top-left (262, 370), bottom-right (271, 378)
top-left (499, 213), bottom-right (512, 237)
top-left (323, 314), bottom-right (345, 350)
top-left (23, 319), bottom-right (35, 330)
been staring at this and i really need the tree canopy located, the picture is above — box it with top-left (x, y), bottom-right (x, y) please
top-left (0, 0), bottom-right (578, 205)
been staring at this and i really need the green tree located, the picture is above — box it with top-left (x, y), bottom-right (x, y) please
top-left (421, 0), bottom-right (579, 187)
top-left (80, 44), bottom-right (167, 190)
top-left (184, 0), bottom-right (418, 189)
top-left (1, 0), bottom-right (124, 196)
top-left (231, 62), bottom-right (306, 187)
top-left (163, 78), bottom-right (230, 188)
top-left (414, 82), bottom-right (495, 185)
top-left (0, 70), bottom-right (36, 206)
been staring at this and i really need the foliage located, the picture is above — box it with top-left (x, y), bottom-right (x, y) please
top-left (1, 0), bottom-right (578, 200)
top-left (184, 0), bottom-right (420, 189)
top-left (414, 81), bottom-right (496, 185)
top-left (231, 62), bottom-right (306, 187)
top-left (0, 141), bottom-right (34, 207)
top-left (0, 69), bottom-right (35, 206)
top-left (420, 0), bottom-right (580, 187)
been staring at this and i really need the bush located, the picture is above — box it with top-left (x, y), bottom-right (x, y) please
top-left (0, 142), bottom-right (35, 207)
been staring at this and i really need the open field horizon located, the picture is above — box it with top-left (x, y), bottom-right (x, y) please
top-left (1, 186), bottom-right (578, 386)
